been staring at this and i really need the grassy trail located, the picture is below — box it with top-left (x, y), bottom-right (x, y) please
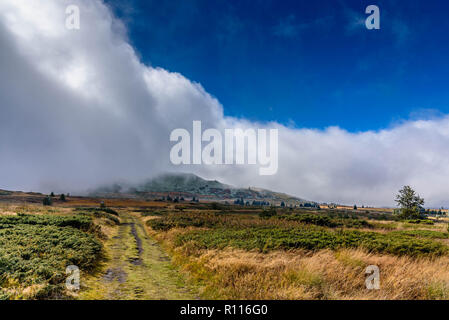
top-left (80, 211), bottom-right (197, 300)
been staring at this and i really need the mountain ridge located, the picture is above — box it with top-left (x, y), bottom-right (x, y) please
top-left (90, 172), bottom-right (313, 206)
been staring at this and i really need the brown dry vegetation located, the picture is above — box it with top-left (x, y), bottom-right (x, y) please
top-left (144, 206), bottom-right (449, 300)
top-left (2, 190), bottom-right (449, 300)
top-left (151, 227), bottom-right (449, 300)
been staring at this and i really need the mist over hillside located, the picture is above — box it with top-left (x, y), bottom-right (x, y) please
top-left (90, 172), bottom-right (310, 206)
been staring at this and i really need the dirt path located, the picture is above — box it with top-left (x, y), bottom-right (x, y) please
top-left (80, 211), bottom-right (198, 300)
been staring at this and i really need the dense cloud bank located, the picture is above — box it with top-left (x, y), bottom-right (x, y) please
top-left (1, 0), bottom-right (448, 206)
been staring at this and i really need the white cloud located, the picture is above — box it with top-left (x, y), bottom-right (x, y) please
top-left (0, 0), bottom-right (448, 207)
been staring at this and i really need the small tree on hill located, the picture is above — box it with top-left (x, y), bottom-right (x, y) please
top-left (60, 194), bottom-right (66, 202)
top-left (395, 185), bottom-right (424, 219)
top-left (43, 196), bottom-right (53, 206)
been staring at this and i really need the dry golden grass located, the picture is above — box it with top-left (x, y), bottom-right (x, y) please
top-left (149, 226), bottom-right (449, 300)
top-left (0, 203), bottom-right (73, 216)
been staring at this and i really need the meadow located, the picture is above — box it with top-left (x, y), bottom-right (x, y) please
top-left (2, 193), bottom-right (449, 300)
top-left (145, 205), bottom-right (449, 299)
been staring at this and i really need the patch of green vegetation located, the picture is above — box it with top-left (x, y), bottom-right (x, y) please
top-left (0, 291), bottom-right (11, 300)
top-left (259, 207), bottom-right (277, 219)
top-left (278, 214), bottom-right (372, 229)
top-left (74, 207), bottom-right (119, 216)
top-left (0, 215), bottom-right (102, 299)
top-left (76, 211), bottom-right (120, 225)
top-left (322, 210), bottom-right (397, 221)
top-left (369, 221), bottom-right (398, 230)
top-left (175, 226), bottom-right (448, 257)
top-left (427, 282), bottom-right (449, 299)
top-left (282, 269), bottom-right (323, 288)
top-left (404, 219), bottom-right (434, 225)
top-left (148, 214), bottom-right (217, 231)
top-left (139, 211), bottom-right (164, 217)
top-left (335, 251), bottom-right (365, 268)
top-left (390, 229), bottom-right (449, 239)
top-left (0, 214), bottom-right (93, 231)
top-left (146, 211), bottom-right (262, 231)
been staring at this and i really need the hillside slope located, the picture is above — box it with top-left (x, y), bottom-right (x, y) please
top-left (91, 173), bottom-right (311, 206)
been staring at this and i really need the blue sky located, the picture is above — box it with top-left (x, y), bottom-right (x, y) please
top-left (4, 0), bottom-right (449, 204)
top-left (105, 0), bottom-right (449, 132)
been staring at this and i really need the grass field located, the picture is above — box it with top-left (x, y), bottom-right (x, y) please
top-left (145, 206), bottom-right (449, 299)
top-left (2, 192), bottom-right (449, 300)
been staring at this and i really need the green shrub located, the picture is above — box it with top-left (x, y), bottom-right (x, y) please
top-left (140, 211), bottom-right (163, 217)
top-left (0, 219), bottom-right (101, 299)
top-left (405, 219), bottom-right (434, 225)
top-left (259, 207), bottom-right (277, 219)
top-left (390, 230), bottom-right (449, 239)
top-left (77, 211), bottom-right (120, 225)
top-left (175, 226), bottom-right (448, 257)
top-left (74, 207), bottom-right (119, 216)
top-left (43, 196), bottom-right (53, 206)
top-left (398, 208), bottom-right (423, 220)
top-left (278, 213), bottom-right (372, 229)
top-left (0, 215), bottom-right (93, 231)
top-left (147, 214), bottom-right (215, 231)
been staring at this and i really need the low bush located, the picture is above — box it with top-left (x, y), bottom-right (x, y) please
top-left (259, 207), bottom-right (277, 219)
top-left (148, 214), bottom-right (216, 231)
top-left (278, 214), bottom-right (372, 229)
top-left (0, 215), bottom-right (102, 299)
top-left (175, 226), bottom-right (448, 257)
top-left (0, 215), bottom-right (93, 231)
top-left (390, 230), bottom-right (449, 239)
top-left (139, 211), bottom-right (164, 217)
top-left (74, 207), bottom-right (119, 216)
top-left (76, 211), bottom-right (120, 225)
top-left (405, 219), bottom-right (434, 225)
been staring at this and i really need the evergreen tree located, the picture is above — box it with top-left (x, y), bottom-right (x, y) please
top-left (43, 196), bottom-right (53, 206)
top-left (395, 185), bottom-right (425, 219)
